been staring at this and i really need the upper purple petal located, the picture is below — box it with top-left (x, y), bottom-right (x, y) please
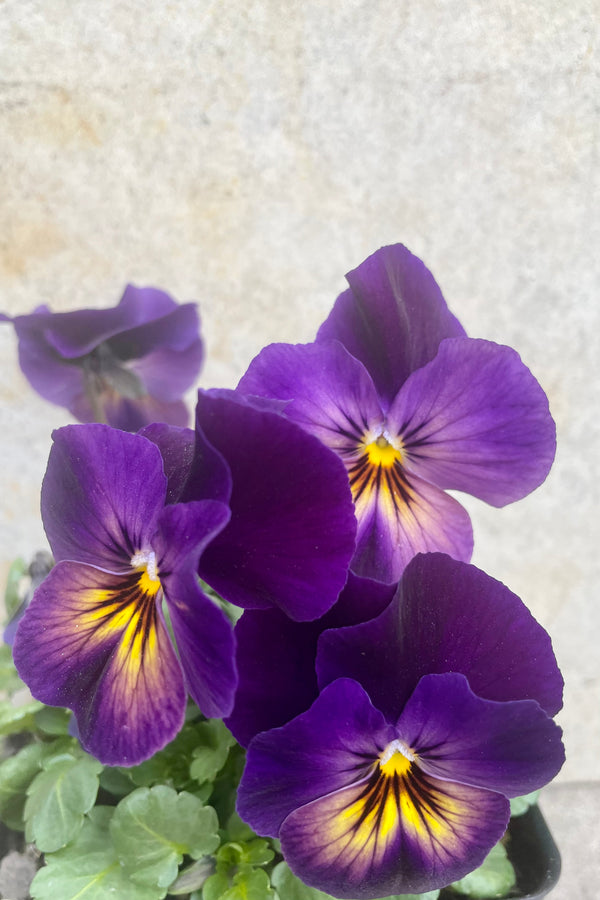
top-left (317, 244), bottom-right (465, 407)
top-left (388, 337), bottom-right (557, 505)
top-left (140, 421), bottom-right (232, 506)
top-left (238, 341), bottom-right (385, 451)
top-left (34, 285), bottom-right (182, 358)
top-left (41, 425), bottom-right (167, 571)
top-left (317, 553), bottom-right (564, 721)
top-left (397, 673), bottom-right (565, 797)
top-left (226, 573), bottom-right (395, 746)
top-left (194, 390), bottom-right (357, 621)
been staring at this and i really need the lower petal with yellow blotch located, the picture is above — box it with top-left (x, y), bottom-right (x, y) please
top-left (280, 756), bottom-right (508, 899)
top-left (13, 559), bottom-right (186, 766)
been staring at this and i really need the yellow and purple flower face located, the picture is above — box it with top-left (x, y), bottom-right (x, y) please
top-left (12, 424), bottom-right (235, 765)
top-left (238, 244), bottom-right (556, 583)
top-left (12, 402), bottom-right (358, 765)
top-left (237, 554), bottom-right (565, 898)
top-left (2, 285), bottom-right (204, 431)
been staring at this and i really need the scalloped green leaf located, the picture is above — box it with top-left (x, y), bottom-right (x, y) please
top-left (126, 719), bottom-right (225, 790)
top-left (205, 866), bottom-right (274, 900)
top-left (450, 841), bottom-right (516, 897)
top-left (33, 705), bottom-right (72, 736)
top-left (24, 750), bottom-right (103, 851)
top-left (189, 719), bottom-right (235, 785)
top-left (30, 807), bottom-right (164, 900)
top-left (0, 697), bottom-right (44, 734)
top-left (109, 785), bottom-right (219, 888)
top-left (0, 741), bottom-right (45, 830)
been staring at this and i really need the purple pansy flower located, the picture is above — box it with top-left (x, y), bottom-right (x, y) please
top-left (238, 244), bottom-right (556, 582)
top-left (1, 285), bottom-right (203, 431)
top-left (13, 395), bottom-right (357, 765)
top-left (12, 424), bottom-right (235, 766)
top-left (237, 553), bottom-right (564, 899)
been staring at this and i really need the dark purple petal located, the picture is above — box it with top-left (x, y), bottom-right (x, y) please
top-left (317, 553), bottom-right (563, 720)
top-left (13, 561), bottom-right (185, 766)
top-left (226, 573), bottom-right (395, 746)
top-left (397, 673), bottom-right (565, 797)
top-left (41, 425), bottom-right (167, 571)
top-left (194, 390), bottom-right (356, 621)
top-left (237, 679), bottom-right (394, 837)
top-left (238, 341), bottom-right (384, 452)
top-left (152, 499), bottom-right (237, 718)
top-left (140, 421), bottom-right (232, 506)
top-left (279, 767), bottom-right (508, 899)
top-left (154, 498), bottom-right (231, 574)
top-left (388, 338), bottom-right (556, 504)
top-left (165, 574), bottom-right (237, 718)
top-left (139, 423), bottom-right (198, 504)
top-left (351, 465), bottom-right (473, 582)
top-left (317, 245), bottom-right (465, 407)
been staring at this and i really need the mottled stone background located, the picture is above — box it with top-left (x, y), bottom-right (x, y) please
top-left (1, 0), bottom-right (598, 804)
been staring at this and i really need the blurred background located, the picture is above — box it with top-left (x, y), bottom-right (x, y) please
top-left (1, 2), bottom-right (598, 893)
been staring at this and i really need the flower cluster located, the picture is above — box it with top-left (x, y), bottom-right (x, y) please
top-left (3, 245), bottom-right (563, 900)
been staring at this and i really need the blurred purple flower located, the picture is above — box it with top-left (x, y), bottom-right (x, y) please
top-left (2, 285), bottom-right (203, 431)
top-left (239, 245), bottom-right (556, 582)
top-left (237, 553), bottom-right (565, 899)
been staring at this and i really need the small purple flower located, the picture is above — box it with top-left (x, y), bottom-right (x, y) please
top-left (2, 285), bottom-right (203, 431)
top-left (237, 553), bottom-right (565, 899)
top-left (12, 396), bottom-right (357, 765)
top-left (239, 245), bottom-right (556, 582)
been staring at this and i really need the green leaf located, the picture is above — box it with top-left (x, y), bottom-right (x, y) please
top-left (189, 719), bottom-right (236, 785)
top-left (271, 862), bottom-right (439, 900)
top-left (24, 750), bottom-right (103, 851)
top-left (224, 810), bottom-right (259, 842)
top-left (30, 807), bottom-right (164, 900)
top-left (3, 557), bottom-right (27, 622)
top-left (34, 705), bottom-right (72, 735)
top-left (109, 785), bottom-right (219, 888)
top-left (509, 789), bottom-right (540, 817)
top-left (203, 871), bottom-right (232, 900)
top-left (99, 765), bottom-right (136, 797)
top-left (219, 867), bottom-right (274, 900)
top-left (127, 719), bottom-right (225, 790)
top-left (449, 842), bottom-right (516, 897)
top-left (0, 741), bottom-right (45, 830)
top-left (0, 697), bottom-right (44, 735)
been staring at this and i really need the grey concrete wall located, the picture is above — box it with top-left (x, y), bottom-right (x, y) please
top-left (1, 1), bottom-right (598, 794)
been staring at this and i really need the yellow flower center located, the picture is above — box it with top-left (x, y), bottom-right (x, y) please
top-left (130, 550), bottom-right (161, 597)
top-left (364, 433), bottom-right (403, 468)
